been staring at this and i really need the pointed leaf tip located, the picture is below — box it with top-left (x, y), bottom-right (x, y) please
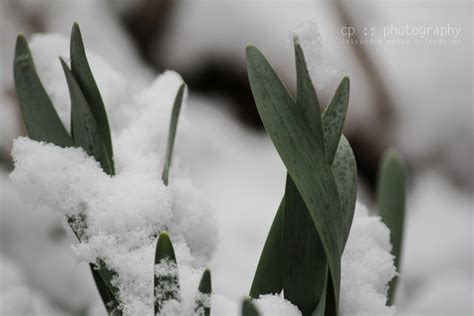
top-left (154, 232), bottom-right (180, 314)
top-left (245, 45), bottom-right (261, 60)
top-left (162, 82), bottom-right (186, 186)
top-left (14, 34), bottom-right (72, 147)
top-left (70, 22), bottom-right (114, 174)
top-left (61, 57), bottom-right (113, 174)
top-left (242, 298), bottom-right (260, 316)
top-left (195, 269), bottom-right (212, 316)
top-left (321, 76), bottom-right (351, 163)
top-left (15, 34), bottom-right (28, 51)
top-left (155, 232), bottom-right (176, 262)
top-left (198, 269), bottom-right (212, 294)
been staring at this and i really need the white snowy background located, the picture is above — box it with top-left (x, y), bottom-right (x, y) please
top-left (0, 0), bottom-right (472, 315)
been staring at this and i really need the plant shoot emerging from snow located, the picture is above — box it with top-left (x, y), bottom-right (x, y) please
top-left (11, 22), bottom-right (406, 316)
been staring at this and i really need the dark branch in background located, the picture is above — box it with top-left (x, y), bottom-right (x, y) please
top-left (118, 0), bottom-right (262, 130)
top-left (181, 60), bottom-right (262, 129)
top-left (121, 0), bottom-right (173, 65)
top-left (117, 0), bottom-right (394, 193)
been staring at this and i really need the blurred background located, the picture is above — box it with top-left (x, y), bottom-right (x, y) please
top-left (0, 0), bottom-right (472, 315)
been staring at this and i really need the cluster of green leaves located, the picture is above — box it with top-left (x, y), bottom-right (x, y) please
top-left (14, 21), bottom-right (407, 316)
top-left (245, 38), bottom-right (407, 315)
top-left (13, 23), bottom-right (188, 315)
top-left (245, 37), bottom-right (357, 316)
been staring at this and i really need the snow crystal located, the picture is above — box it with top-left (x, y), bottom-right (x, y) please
top-left (340, 202), bottom-right (396, 316)
top-left (293, 21), bottom-right (339, 90)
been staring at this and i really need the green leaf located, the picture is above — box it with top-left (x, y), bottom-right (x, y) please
top-left (195, 269), bottom-right (211, 316)
top-left (13, 34), bottom-right (72, 147)
top-left (312, 267), bottom-right (328, 316)
top-left (321, 77), bottom-right (354, 316)
top-left (67, 217), bottom-right (121, 315)
top-left (70, 23), bottom-right (114, 174)
top-left (377, 149), bottom-right (406, 305)
top-left (322, 77), bottom-right (350, 163)
top-left (282, 175), bottom-right (326, 316)
top-left (90, 265), bottom-right (121, 315)
top-left (241, 299), bottom-right (260, 316)
top-left (332, 135), bottom-right (357, 248)
top-left (60, 58), bottom-right (113, 175)
top-left (280, 41), bottom-right (327, 316)
top-left (154, 232), bottom-right (180, 314)
top-left (246, 44), bottom-right (343, 313)
top-left (293, 38), bottom-right (324, 146)
top-left (249, 198), bottom-right (284, 298)
top-left (14, 31), bottom-right (120, 314)
top-left (162, 83), bottom-right (186, 186)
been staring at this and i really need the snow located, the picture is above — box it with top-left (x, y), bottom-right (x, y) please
top-left (0, 253), bottom-right (67, 315)
top-left (340, 203), bottom-right (396, 316)
top-left (254, 295), bottom-right (302, 315)
top-left (9, 33), bottom-right (218, 315)
top-left (0, 169), bottom-right (98, 314)
top-left (9, 138), bottom-right (396, 315)
top-left (0, 92), bottom-right (19, 153)
top-left (293, 21), bottom-right (339, 91)
top-left (396, 172), bottom-right (473, 315)
top-left (6, 33), bottom-right (397, 315)
top-left (9, 83), bottom-right (216, 316)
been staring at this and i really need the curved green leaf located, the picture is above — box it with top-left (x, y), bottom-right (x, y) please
top-left (68, 218), bottom-right (121, 315)
top-left (70, 23), bottom-right (114, 173)
top-left (332, 136), bottom-right (357, 248)
top-left (282, 175), bottom-right (326, 316)
top-left (60, 58), bottom-right (113, 175)
top-left (90, 265), bottom-right (121, 315)
top-left (294, 38), bottom-right (324, 146)
top-left (14, 34), bottom-right (72, 147)
top-left (162, 83), bottom-right (186, 186)
top-left (249, 198), bottom-right (284, 298)
top-left (280, 41), bottom-right (327, 316)
top-left (322, 77), bottom-right (350, 163)
top-left (377, 149), bottom-right (406, 305)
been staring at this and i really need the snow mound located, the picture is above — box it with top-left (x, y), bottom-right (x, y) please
top-left (340, 202), bottom-right (396, 316)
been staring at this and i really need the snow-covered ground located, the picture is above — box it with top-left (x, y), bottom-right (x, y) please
top-left (0, 0), bottom-right (472, 315)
